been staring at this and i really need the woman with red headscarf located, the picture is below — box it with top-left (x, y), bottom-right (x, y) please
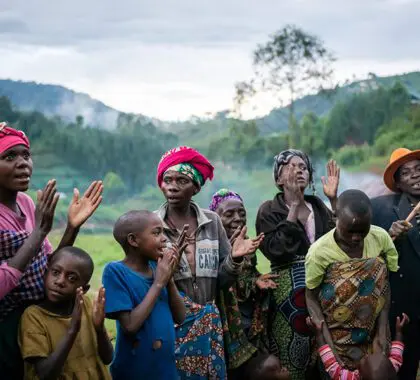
top-left (0, 122), bottom-right (103, 379)
top-left (155, 146), bottom-right (264, 379)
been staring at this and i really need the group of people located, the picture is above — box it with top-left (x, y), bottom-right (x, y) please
top-left (0, 121), bottom-right (419, 380)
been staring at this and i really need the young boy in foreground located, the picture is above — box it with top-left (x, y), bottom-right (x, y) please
top-left (19, 247), bottom-right (113, 379)
top-left (102, 210), bottom-right (187, 380)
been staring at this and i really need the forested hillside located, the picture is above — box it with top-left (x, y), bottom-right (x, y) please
top-left (0, 96), bottom-right (177, 198)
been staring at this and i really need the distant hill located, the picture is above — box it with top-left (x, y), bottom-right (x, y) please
top-left (2, 71), bottom-right (420, 135)
top-left (0, 79), bottom-right (162, 130)
top-left (256, 71), bottom-right (420, 134)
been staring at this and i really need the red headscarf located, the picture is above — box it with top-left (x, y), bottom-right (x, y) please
top-left (156, 146), bottom-right (214, 187)
top-left (0, 122), bottom-right (30, 154)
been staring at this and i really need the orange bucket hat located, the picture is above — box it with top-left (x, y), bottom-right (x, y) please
top-left (384, 148), bottom-right (420, 192)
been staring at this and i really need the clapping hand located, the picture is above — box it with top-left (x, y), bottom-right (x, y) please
top-left (285, 167), bottom-right (305, 206)
top-left (232, 226), bottom-right (264, 259)
top-left (256, 273), bottom-right (278, 290)
top-left (69, 287), bottom-right (84, 336)
top-left (35, 179), bottom-right (60, 237)
top-left (68, 181), bottom-right (103, 229)
top-left (155, 250), bottom-right (177, 288)
top-left (92, 287), bottom-right (106, 332)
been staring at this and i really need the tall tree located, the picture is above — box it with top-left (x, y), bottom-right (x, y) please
top-left (235, 25), bottom-right (335, 146)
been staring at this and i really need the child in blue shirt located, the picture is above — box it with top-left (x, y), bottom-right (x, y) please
top-left (103, 210), bottom-right (187, 380)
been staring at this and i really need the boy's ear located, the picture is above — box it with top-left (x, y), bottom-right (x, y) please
top-left (127, 233), bottom-right (139, 248)
top-left (82, 284), bottom-right (90, 294)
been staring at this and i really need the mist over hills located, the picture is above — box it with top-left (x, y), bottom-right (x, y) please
top-left (1, 71), bottom-right (420, 133)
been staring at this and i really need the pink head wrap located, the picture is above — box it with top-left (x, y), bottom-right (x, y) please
top-left (156, 146), bottom-right (214, 187)
top-left (0, 122), bottom-right (30, 154)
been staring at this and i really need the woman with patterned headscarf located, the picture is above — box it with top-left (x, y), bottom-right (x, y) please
top-left (0, 122), bottom-right (104, 379)
top-left (255, 149), bottom-right (340, 379)
top-left (155, 146), bottom-right (264, 379)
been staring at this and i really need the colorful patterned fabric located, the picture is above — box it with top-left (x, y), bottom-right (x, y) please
top-left (0, 122), bottom-right (30, 154)
top-left (234, 257), bottom-right (269, 350)
top-left (175, 297), bottom-right (227, 379)
top-left (157, 146), bottom-right (214, 187)
top-left (0, 230), bottom-right (50, 321)
top-left (319, 256), bottom-right (389, 370)
top-left (217, 286), bottom-right (257, 370)
top-left (209, 189), bottom-right (243, 212)
top-left (164, 163), bottom-right (204, 187)
top-left (269, 261), bottom-right (313, 379)
top-left (319, 341), bottom-right (404, 379)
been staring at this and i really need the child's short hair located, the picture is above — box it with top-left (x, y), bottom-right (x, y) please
top-left (49, 246), bottom-right (94, 283)
top-left (359, 352), bottom-right (398, 380)
top-left (113, 210), bottom-right (155, 251)
top-left (336, 189), bottom-right (372, 218)
top-left (244, 353), bottom-right (283, 380)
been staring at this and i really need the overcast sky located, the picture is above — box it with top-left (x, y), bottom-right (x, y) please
top-left (1, 0), bottom-right (419, 120)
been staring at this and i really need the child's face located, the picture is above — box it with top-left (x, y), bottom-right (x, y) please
top-left (336, 211), bottom-right (371, 249)
top-left (130, 214), bottom-right (168, 261)
top-left (44, 252), bottom-right (89, 303)
top-left (260, 355), bottom-right (291, 380)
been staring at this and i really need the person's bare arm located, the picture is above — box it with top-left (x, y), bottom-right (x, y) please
top-left (306, 287), bottom-right (344, 365)
top-left (115, 253), bottom-right (175, 336)
top-left (373, 286), bottom-right (391, 354)
top-left (167, 279), bottom-right (186, 324)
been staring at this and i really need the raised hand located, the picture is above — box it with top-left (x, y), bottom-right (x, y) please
top-left (155, 251), bottom-right (176, 288)
top-left (389, 220), bottom-right (412, 240)
top-left (396, 313), bottom-right (410, 335)
top-left (232, 226), bottom-right (264, 259)
top-left (322, 160), bottom-right (340, 200)
top-left (35, 179), bottom-right (60, 236)
top-left (256, 273), bottom-right (278, 290)
top-left (69, 287), bottom-right (84, 335)
top-left (92, 286), bottom-right (106, 332)
top-left (68, 181), bottom-right (103, 229)
top-left (285, 167), bottom-right (304, 205)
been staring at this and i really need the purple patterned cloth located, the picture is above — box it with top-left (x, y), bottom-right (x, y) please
top-left (209, 189), bottom-right (243, 212)
top-left (0, 230), bottom-right (50, 321)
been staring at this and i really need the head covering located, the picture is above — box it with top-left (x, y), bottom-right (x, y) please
top-left (164, 163), bottom-right (204, 187)
top-left (209, 188), bottom-right (243, 212)
top-left (0, 122), bottom-right (30, 154)
top-left (384, 148), bottom-right (420, 192)
top-left (157, 146), bottom-right (214, 188)
top-left (273, 149), bottom-right (314, 187)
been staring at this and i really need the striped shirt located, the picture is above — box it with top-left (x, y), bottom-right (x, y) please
top-left (319, 341), bottom-right (404, 379)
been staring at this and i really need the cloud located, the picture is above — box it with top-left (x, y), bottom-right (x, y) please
top-left (0, 0), bottom-right (419, 119)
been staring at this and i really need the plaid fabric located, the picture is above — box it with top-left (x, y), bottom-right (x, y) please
top-left (0, 229), bottom-right (50, 321)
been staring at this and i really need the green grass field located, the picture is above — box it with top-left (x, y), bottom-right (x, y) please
top-left (49, 231), bottom-right (271, 339)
